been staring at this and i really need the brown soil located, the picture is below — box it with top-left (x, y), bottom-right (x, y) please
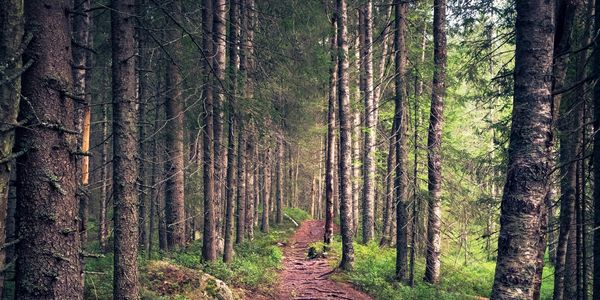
top-left (272, 220), bottom-right (372, 300)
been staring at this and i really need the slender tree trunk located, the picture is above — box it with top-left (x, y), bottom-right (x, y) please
top-left (246, 135), bottom-right (255, 240)
top-left (324, 3), bottom-right (337, 244)
top-left (15, 1), bottom-right (83, 298)
top-left (99, 97), bottom-right (110, 251)
top-left (0, 1), bottom-right (23, 295)
top-left (224, 0), bottom-right (239, 263)
top-left (202, 0), bottom-right (217, 262)
top-left (352, 20), bottom-right (361, 238)
top-left (592, 0), bottom-right (600, 293)
top-left (236, 127), bottom-right (246, 244)
top-left (213, 0), bottom-right (227, 236)
top-left (380, 117), bottom-right (396, 246)
top-left (261, 147), bottom-right (272, 232)
top-left (393, 0), bottom-right (409, 282)
top-left (72, 0), bottom-right (91, 245)
top-left (164, 0), bottom-right (186, 249)
top-left (111, 0), bottom-right (140, 297)
top-left (490, 0), bottom-right (554, 296)
top-left (424, 0), bottom-right (447, 284)
top-left (335, 0), bottom-right (355, 271)
top-left (276, 138), bottom-right (284, 224)
top-left (361, 0), bottom-right (376, 244)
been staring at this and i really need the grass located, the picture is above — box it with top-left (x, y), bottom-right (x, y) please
top-left (322, 239), bottom-right (555, 300)
top-left (83, 208), bottom-right (312, 299)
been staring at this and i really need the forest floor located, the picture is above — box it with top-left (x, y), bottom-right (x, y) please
top-left (273, 220), bottom-right (372, 300)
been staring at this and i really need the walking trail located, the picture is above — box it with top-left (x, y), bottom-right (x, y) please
top-left (274, 220), bottom-right (372, 300)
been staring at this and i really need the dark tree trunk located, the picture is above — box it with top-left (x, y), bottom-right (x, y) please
top-left (261, 148), bottom-right (272, 233)
top-left (164, 0), bottom-right (186, 249)
top-left (15, 1), bottom-right (83, 298)
top-left (424, 0), bottom-right (447, 284)
top-left (276, 138), bottom-right (284, 224)
top-left (592, 0), bottom-right (600, 294)
top-left (245, 135), bottom-right (255, 240)
top-left (490, 0), bottom-right (554, 297)
top-left (223, 0), bottom-right (239, 263)
top-left (324, 2), bottom-right (337, 244)
top-left (202, 0), bottom-right (217, 262)
top-left (393, 0), bottom-right (409, 282)
top-left (0, 0), bottom-right (23, 295)
top-left (336, 0), bottom-right (355, 271)
top-left (111, 0), bottom-right (141, 297)
top-left (99, 96), bottom-right (110, 251)
top-left (380, 117), bottom-right (396, 246)
top-left (236, 128), bottom-right (246, 244)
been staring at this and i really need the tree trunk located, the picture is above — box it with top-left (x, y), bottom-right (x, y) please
top-left (361, 0), bottom-right (376, 244)
top-left (424, 0), bottom-right (447, 284)
top-left (72, 0), bottom-right (91, 245)
top-left (335, 0), bottom-right (354, 271)
top-left (261, 147), bottom-right (272, 233)
top-left (137, 4), bottom-right (149, 251)
top-left (490, 0), bottom-right (554, 296)
top-left (111, 0), bottom-right (140, 297)
top-left (213, 0), bottom-right (227, 236)
top-left (380, 117), bottom-right (396, 246)
top-left (393, 0), bottom-right (409, 282)
top-left (223, 0), bottom-right (239, 263)
top-left (276, 137), bottom-right (284, 224)
top-left (99, 97), bottom-right (110, 251)
top-left (245, 136), bottom-right (255, 240)
top-left (352, 20), bottom-right (361, 238)
top-left (324, 2), bottom-right (337, 244)
top-left (0, 0), bottom-right (23, 295)
top-left (202, 0), bottom-right (217, 262)
top-left (15, 1), bottom-right (83, 298)
top-left (164, 0), bottom-right (186, 250)
top-left (592, 0), bottom-right (600, 294)
top-left (236, 127), bottom-right (246, 244)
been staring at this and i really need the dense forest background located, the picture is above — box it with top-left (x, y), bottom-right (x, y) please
top-left (0, 0), bottom-right (597, 299)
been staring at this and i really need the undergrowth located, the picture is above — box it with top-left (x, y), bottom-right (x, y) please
top-left (322, 239), bottom-right (555, 300)
top-left (83, 208), bottom-right (311, 299)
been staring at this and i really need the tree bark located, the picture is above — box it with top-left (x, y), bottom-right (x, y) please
top-left (592, 0), bottom-right (600, 294)
top-left (393, 0), bottom-right (409, 282)
top-left (213, 0), bottom-right (227, 236)
top-left (245, 135), bottom-right (255, 240)
top-left (423, 0), bottom-right (447, 284)
top-left (0, 0), bottom-right (23, 295)
top-left (202, 0), bottom-right (217, 262)
top-left (261, 147), bottom-right (272, 233)
top-left (15, 1), bottom-right (83, 298)
top-left (335, 0), bottom-right (355, 271)
top-left (224, 0), bottom-right (239, 263)
top-left (111, 0), bottom-right (141, 297)
top-left (164, 0), bottom-right (186, 249)
top-left (361, 0), bottom-right (376, 244)
top-left (276, 137), bottom-right (284, 224)
top-left (324, 2), bottom-right (337, 244)
top-left (490, 0), bottom-right (554, 297)
top-left (236, 127), bottom-right (246, 244)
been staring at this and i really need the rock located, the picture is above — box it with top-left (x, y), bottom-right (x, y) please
top-left (145, 260), bottom-right (234, 300)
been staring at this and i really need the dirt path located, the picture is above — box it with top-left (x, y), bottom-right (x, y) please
top-left (275, 220), bottom-right (372, 300)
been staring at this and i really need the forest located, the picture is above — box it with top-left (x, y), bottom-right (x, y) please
top-left (0, 0), bottom-right (597, 299)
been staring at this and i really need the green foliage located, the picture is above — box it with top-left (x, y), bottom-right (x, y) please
top-left (328, 241), bottom-right (555, 300)
top-left (284, 207), bottom-right (312, 223)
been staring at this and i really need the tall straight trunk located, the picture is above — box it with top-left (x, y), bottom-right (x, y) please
top-left (111, 0), bottom-right (140, 297)
top-left (224, 0), bottom-right (239, 263)
top-left (424, 0), bottom-right (447, 284)
top-left (148, 94), bottom-right (162, 255)
top-left (165, 0), bottom-right (186, 249)
top-left (254, 146), bottom-right (261, 226)
top-left (276, 138), bottom-right (284, 224)
top-left (137, 4), bottom-right (149, 251)
top-left (0, 0), bottom-right (23, 295)
top-left (393, 0), bottom-right (409, 282)
top-left (245, 135), bottom-right (255, 240)
top-left (261, 147), bottom-right (271, 232)
top-left (99, 98), bottom-right (110, 251)
top-left (490, 0), bottom-right (554, 296)
top-left (361, 0), bottom-right (376, 243)
top-left (352, 23), bottom-right (361, 238)
top-left (202, 0), bottom-right (217, 262)
top-left (324, 3), bottom-right (337, 244)
top-left (592, 0), bottom-right (600, 293)
top-left (551, 0), bottom-right (579, 297)
top-left (373, 4), bottom-right (392, 106)
top-left (15, 1), bottom-right (83, 298)
top-left (236, 128), bottom-right (246, 243)
top-left (336, 0), bottom-right (354, 271)
top-left (213, 0), bottom-right (227, 236)
top-left (72, 0), bottom-right (91, 244)
top-left (380, 117), bottom-right (396, 246)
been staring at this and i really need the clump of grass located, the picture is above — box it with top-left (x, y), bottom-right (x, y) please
top-left (284, 207), bottom-right (312, 223)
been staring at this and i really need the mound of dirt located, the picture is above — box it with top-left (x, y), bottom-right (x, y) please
top-left (145, 260), bottom-right (234, 300)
